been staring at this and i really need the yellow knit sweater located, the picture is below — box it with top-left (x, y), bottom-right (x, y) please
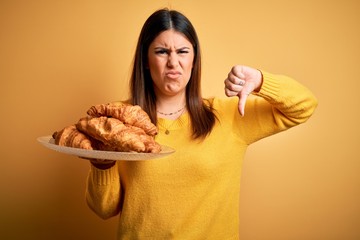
top-left (85, 71), bottom-right (318, 239)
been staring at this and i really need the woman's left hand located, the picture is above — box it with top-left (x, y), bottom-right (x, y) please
top-left (224, 65), bottom-right (263, 116)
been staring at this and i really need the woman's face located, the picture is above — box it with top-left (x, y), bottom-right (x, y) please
top-left (147, 29), bottom-right (194, 98)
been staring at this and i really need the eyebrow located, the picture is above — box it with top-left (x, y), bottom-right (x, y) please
top-left (153, 46), bottom-right (191, 50)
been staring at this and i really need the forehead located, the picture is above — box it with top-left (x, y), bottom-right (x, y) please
top-left (151, 30), bottom-right (192, 48)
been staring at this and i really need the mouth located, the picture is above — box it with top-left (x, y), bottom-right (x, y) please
top-left (165, 71), bottom-right (181, 79)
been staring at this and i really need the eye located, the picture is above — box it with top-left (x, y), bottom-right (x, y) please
top-left (178, 50), bottom-right (189, 54)
top-left (155, 49), bottom-right (168, 55)
top-left (177, 48), bottom-right (190, 54)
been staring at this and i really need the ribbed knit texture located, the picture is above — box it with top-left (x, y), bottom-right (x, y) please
top-left (85, 71), bottom-right (318, 239)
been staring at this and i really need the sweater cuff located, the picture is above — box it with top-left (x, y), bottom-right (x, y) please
top-left (255, 71), bottom-right (281, 100)
top-left (90, 162), bottom-right (119, 186)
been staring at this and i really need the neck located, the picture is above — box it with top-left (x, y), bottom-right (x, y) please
top-left (156, 94), bottom-right (187, 120)
top-left (156, 94), bottom-right (186, 113)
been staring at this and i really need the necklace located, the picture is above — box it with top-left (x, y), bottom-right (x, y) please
top-left (158, 107), bottom-right (186, 135)
top-left (156, 105), bottom-right (186, 116)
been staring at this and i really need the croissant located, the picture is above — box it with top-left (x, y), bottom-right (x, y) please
top-left (76, 116), bottom-right (161, 153)
top-left (53, 125), bottom-right (93, 150)
top-left (87, 102), bottom-right (158, 136)
top-left (124, 123), bottom-right (162, 153)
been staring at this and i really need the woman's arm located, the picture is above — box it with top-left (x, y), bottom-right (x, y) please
top-left (253, 71), bottom-right (318, 126)
top-left (85, 161), bottom-right (121, 219)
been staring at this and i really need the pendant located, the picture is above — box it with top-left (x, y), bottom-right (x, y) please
top-left (165, 129), bottom-right (170, 135)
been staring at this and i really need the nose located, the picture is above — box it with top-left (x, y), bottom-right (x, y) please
top-left (167, 52), bottom-right (178, 68)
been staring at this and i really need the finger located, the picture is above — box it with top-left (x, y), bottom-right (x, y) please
top-left (237, 89), bottom-right (251, 116)
top-left (225, 78), bottom-right (245, 92)
top-left (100, 160), bottom-right (116, 164)
top-left (225, 87), bottom-right (239, 97)
top-left (79, 157), bottom-right (99, 161)
top-left (231, 66), bottom-right (245, 79)
top-left (90, 158), bottom-right (115, 164)
top-left (90, 160), bottom-right (116, 169)
top-left (227, 73), bottom-right (244, 85)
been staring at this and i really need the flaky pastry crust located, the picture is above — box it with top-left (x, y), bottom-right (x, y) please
top-left (87, 102), bottom-right (158, 136)
top-left (53, 125), bottom-right (93, 150)
top-left (76, 116), bottom-right (161, 153)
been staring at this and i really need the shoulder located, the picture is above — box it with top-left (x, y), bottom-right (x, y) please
top-left (203, 97), bottom-right (242, 121)
top-left (204, 97), bottom-right (239, 111)
top-left (204, 97), bottom-right (238, 106)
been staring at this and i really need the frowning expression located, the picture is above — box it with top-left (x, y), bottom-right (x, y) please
top-left (147, 30), bottom-right (194, 97)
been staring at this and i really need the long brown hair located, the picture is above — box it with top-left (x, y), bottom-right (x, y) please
top-left (129, 8), bottom-right (217, 139)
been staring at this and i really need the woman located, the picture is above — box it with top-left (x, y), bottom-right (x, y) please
top-left (86, 8), bottom-right (318, 239)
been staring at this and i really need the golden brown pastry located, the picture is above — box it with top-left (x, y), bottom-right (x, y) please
top-left (76, 116), bottom-right (161, 153)
top-left (126, 123), bottom-right (162, 153)
top-left (86, 102), bottom-right (158, 136)
top-left (53, 125), bottom-right (93, 150)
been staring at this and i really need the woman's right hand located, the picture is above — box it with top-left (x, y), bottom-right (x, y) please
top-left (81, 158), bottom-right (116, 169)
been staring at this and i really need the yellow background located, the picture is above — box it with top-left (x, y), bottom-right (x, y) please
top-left (1, 0), bottom-right (359, 239)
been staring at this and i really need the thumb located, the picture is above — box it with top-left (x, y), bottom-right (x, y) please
top-left (237, 90), bottom-right (250, 116)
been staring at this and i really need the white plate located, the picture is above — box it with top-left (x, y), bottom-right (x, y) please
top-left (37, 135), bottom-right (175, 161)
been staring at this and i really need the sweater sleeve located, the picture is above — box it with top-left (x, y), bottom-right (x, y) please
top-left (85, 162), bottom-right (121, 219)
top-left (240, 71), bottom-right (318, 144)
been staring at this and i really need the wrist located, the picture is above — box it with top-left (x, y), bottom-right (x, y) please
top-left (254, 70), bottom-right (264, 92)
